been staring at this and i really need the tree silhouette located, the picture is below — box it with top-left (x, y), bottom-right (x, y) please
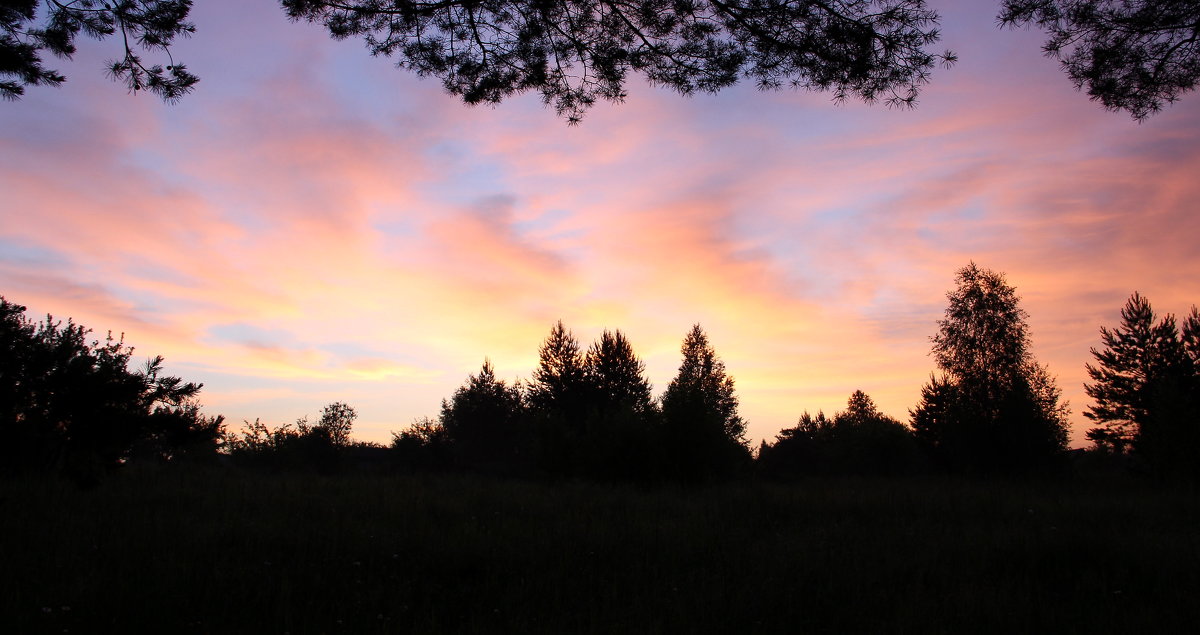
top-left (10, 2), bottom-right (1194, 121)
top-left (1000, 0), bottom-right (1200, 120)
top-left (440, 358), bottom-right (528, 473)
top-left (910, 264), bottom-right (1069, 472)
top-left (0, 296), bottom-right (222, 481)
top-left (528, 321), bottom-right (588, 411)
top-left (527, 321), bottom-right (590, 475)
top-left (758, 390), bottom-right (921, 477)
top-left (1085, 293), bottom-right (1199, 477)
top-left (660, 324), bottom-right (749, 480)
top-left (390, 415), bottom-right (452, 471)
top-left (757, 410), bottom-right (832, 477)
top-left (228, 418), bottom-right (298, 454)
top-left (580, 328), bottom-right (658, 479)
top-left (585, 329), bottom-right (654, 419)
top-left (226, 402), bottom-right (358, 471)
top-left (304, 401), bottom-right (358, 447)
top-left (281, 0), bottom-right (951, 123)
top-left (1, 0), bottom-right (198, 101)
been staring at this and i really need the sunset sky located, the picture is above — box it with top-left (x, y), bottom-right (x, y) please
top-left (2, 0), bottom-right (1198, 448)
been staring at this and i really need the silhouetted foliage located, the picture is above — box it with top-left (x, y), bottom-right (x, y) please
top-left (758, 410), bottom-right (833, 477)
top-left (394, 326), bottom-right (661, 480)
top-left (1085, 293), bottom-right (1200, 479)
top-left (1000, 0), bottom-right (1200, 120)
top-left (910, 264), bottom-right (1069, 473)
top-left (527, 321), bottom-right (591, 475)
top-left (10, 1), bottom-right (1194, 120)
top-left (390, 415), bottom-right (452, 471)
top-left (528, 320), bottom-right (588, 413)
top-left (0, 0), bottom-right (198, 101)
top-left (660, 324), bottom-right (750, 480)
top-left (579, 328), bottom-right (659, 479)
top-left (227, 402), bottom-right (358, 472)
top-left (0, 296), bottom-right (222, 482)
top-left (585, 329), bottom-right (655, 419)
top-left (303, 401), bottom-right (358, 447)
top-left (228, 418), bottom-right (299, 455)
top-left (281, 0), bottom-right (952, 123)
top-left (759, 390), bottom-right (923, 477)
top-left (440, 359), bottom-right (529, 474)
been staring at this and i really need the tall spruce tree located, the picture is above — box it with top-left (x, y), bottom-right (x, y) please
top-left (527, 321), bottom-right (589, 475)
top-left (585, 329), bottom-right (654, 419)
top-left (911, 263), bottom-right (1069, 472)
top-left (581, 329), bottom-right (657, 479)
top-left (660, 324), bottom-right (748, 480)
top-left (1085, 293), bottom-right (1199, 476)
top-left (528, 320), bottom-right (587, 414)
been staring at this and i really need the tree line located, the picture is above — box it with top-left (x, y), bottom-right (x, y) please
top-left (2, 261), bottom-right (1197, 484)
top-left (392, 322), bottom-right (750, 481)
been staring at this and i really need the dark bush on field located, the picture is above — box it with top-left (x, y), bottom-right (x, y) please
top-left (226, 402), bottom-right (359, 473)
top-left (390, 417), bottom-right (453, 472)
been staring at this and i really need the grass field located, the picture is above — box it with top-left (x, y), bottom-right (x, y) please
top-left (2, 468), bottom-right (1198, 633)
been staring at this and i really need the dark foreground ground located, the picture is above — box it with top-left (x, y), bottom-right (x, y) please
top-left (2, 468), bottom-right (1198, 633)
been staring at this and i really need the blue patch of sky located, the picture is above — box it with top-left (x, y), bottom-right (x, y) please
top-left (207, 323), bottom-right (302, 349)
top-left (321, 340), bottom-right (432, 368)
top-left (319, 41), bottom-right (430, 125)
top-left (369, 213), bottom-right (420, 240)
top-left (118, 254), bottom-right (201, 290)
top-left (0, 239), bottom-right (72, 268)
top-left (417, 152), bottom-right (512, 208)
top-left (744, 203), bottom-right (889, 300)
top-left (921, 197), bottom-right (989, 238)
top-left (120, 146), bottom-right (226, 199)
top-left (215, 201), bottom-right (277, 237)
top-left (956, 200), bottom-right (987, 222)
top-left (104, 286), bottom-right (192, 327)
top-left (512, 208), bottom-right (581, 242)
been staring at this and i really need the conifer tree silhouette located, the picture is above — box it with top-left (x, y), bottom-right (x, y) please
top-left (1085, 293), bottom-right (1200, 478)
top-left (660, 324), bottom-right (749, 480)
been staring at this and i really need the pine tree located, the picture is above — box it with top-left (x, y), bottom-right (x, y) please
top-left (527, 321), bottom-right (590, 475)
top-left (580, 329), bottom-right (657, 479)
top-left (1085, 293), bottom-right (1199, 476)
top-left (528, 320), bottom-right (587, 415)
top-left (911, 263), bottom-right (1069, 472)
top-left (1085, 293), bottom-right (1186, 446)
top-left (584, 329), bottom-right (654, 419)
top-left (660, 324), bottom-right (748, 480)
